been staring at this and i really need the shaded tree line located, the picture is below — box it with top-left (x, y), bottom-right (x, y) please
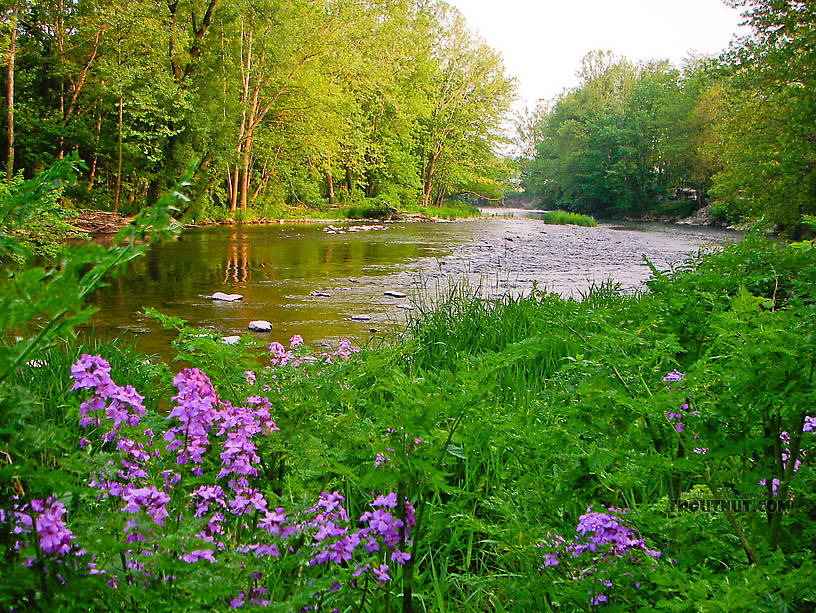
top-left (0, 0), bottom-right (515, 217)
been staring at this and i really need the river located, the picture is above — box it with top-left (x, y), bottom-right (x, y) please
top-left (85, 210), bottom-right (740, 360)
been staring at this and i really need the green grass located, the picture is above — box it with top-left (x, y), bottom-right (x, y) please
top-left (6, 229), bottom-right (816, 611)
top-left (538, 209), bottom-right (597, 226)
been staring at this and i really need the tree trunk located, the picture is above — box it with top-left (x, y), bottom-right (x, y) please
top-left (114, 37), bottom-right (123, 212)
top-left (229, 165), bottom-right (239, 213)
top-left (326, 171), bottom-right (335, 205)
top-left (114, 93), bottom-right (123, 212)
top-left (231, 21), bottom-right (251, 213)
top-left (239, 136), bottom-right (252, 210)
top-left (345, 166), bottom-right (353, 195)
top-left (87, 112), bottom-right (102, 191)
top-left (5, 0), bottom-right (16, 181)
top-left (421, 151), bottom-right (438, 208)
top-left (57, 0), bottom-right (64, 159)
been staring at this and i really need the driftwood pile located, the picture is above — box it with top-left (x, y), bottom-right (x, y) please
top-left (68, 210), bottom-right (131, 234)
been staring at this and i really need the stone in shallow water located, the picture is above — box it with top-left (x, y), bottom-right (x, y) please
top-left (395, 304), bottom-right (414, 311)
top-left (310, 290), bottom-right (332, 298)
top-left (207, 292), bottom-right (243, 302)
top-left (349, 314), bottom-right (372, 321)
top-left (248, 320), bottom-right (273, 332)
top-left (384, 290), bottom-right (407, 298)
top-left (221, 336), bottom-right (241, 345)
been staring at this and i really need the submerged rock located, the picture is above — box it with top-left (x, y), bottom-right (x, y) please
top-left (384, 290), bottom-right (407, 298)
top-left (348, 314), bottom-right (372, 321)
top-left (395, 304), bottom-right (414, 311)
top-left (310, 290), bottom-right (332, 298)
top-left (207, 292), bottom-right (244, 302)
top-left (248, 320), bottom-right (273, 332)
top-left (221, 335), bottom-right (241, 345)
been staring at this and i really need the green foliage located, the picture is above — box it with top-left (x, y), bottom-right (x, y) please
top-left (2, 178), bottom-right (816, 609)
top-left (521, 52), bottom-right (719, 220)
top-left (3, 0), bottom-right (515, 220)
top-left (0, 160), bottom-right (190, 607)
top-left (538, 209), bottom-right (597, 227)
top-left (520, 2), bottom-right (816, 234)
top-left (711, 0), bottom-right (816, 235)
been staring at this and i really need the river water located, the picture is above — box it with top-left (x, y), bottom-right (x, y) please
top-left (85, 210), bottom-right (740, 359)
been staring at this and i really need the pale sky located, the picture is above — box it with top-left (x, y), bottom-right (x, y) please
top-left (446, 0), bottom-right (749, 112)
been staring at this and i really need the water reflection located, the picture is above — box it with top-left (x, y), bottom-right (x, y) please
top-left (225, 235), bottom-right (250, 284)
top-left (84, 219), bottom-right (738, 362)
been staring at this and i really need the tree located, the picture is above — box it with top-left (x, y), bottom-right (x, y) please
top-left (416, 3), bottom-right (514, 207)
top-left (711, 0), bottom-right (816, 233)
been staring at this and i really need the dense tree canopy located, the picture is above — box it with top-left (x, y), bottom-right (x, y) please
top-left (0, 0), bottom-right (516, 218)
top-left (712, 0), bottom-right (816, 232)
top-left (521, 1), bottom-right (816, 234)
top-left (520, 52), bottom-right (718, 219)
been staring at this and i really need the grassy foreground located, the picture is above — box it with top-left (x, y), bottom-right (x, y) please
top-left (3, 226), bottom-right (816, 610)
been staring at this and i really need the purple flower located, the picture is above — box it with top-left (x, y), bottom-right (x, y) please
top-left (180, 549), bottom-right (216, 564)
top-left (391, 549), bottom-right (411, 565)
top-left (541, 553), bottom-right (559, 567)
top-left (371, 492), bottom-right (398, 509)
top-left (163, 369), bottom-right (220, 473)
top-left (32, 498), bottom-right (74, 556)
top-left (662, 370), bottom-right (684, 382)
top-left (372, 563), bottom-right (390, 582)
top-left (122, 486), bottom-right (171, 525)
top-left (71, 355), bottom-right (146, 441)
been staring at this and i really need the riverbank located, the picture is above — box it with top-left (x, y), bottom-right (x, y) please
top-left (64, 201), bottom-right (480, 236)
top-left (6, 234), bottom-right (815, 611)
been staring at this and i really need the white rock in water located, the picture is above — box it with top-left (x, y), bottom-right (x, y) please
top-left (208, 292), bottom-right (243, 302)
top-left (310, 290), bottom-right (332, 298)
top-left (221, 336), bottom-right (241, 345)
top-left (384, 290), bottom-right (407, 298)
top-left (349, 314), bottom-right (372, 321)
top-left (248, 320), bottom-right (273, 332)
top-left (395, 304), bottom-right (414, 311)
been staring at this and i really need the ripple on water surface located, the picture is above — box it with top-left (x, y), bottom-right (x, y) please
top-left (84, 218), bottom-right (739, 360)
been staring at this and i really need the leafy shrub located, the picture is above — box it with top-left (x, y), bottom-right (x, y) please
top-left (539, 209), bottom-right (598, 226)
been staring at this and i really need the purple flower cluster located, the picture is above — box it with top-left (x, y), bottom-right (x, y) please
top-left (297, 491), bottom-right (414, 582)
top-left (2, 497), bottom-right (75, 557)
top-left (760, 429), bottom-right (811, 496)
top-left (322, 338), bottom-right (359, 364)
top-left (662, 371), bottom-right (699, 433)
top-left (268, 335), bottom-right (310, 367)
top-left (163, 368), bottom-right (220, 475)
top-left (65, 354), bottom-right (413, 607)
top-left (231, 585), bottom-right (270, 609)
top-left (268, 335), bottom-right (359, 369)
top-left (216, 396), bottom-right (279, 481)
top-left (374, 427), bottom-right (422, 468)
top-left (70, 354), bottom-right (146, 444)
top-left (540, 506), bottom-right (660, 606)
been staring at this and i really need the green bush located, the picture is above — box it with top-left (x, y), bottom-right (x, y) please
top-left (539, 209), bottom-right (598, 226)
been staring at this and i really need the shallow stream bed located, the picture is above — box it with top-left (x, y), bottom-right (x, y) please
top-left (85, 213), bottom-right (740, 360)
